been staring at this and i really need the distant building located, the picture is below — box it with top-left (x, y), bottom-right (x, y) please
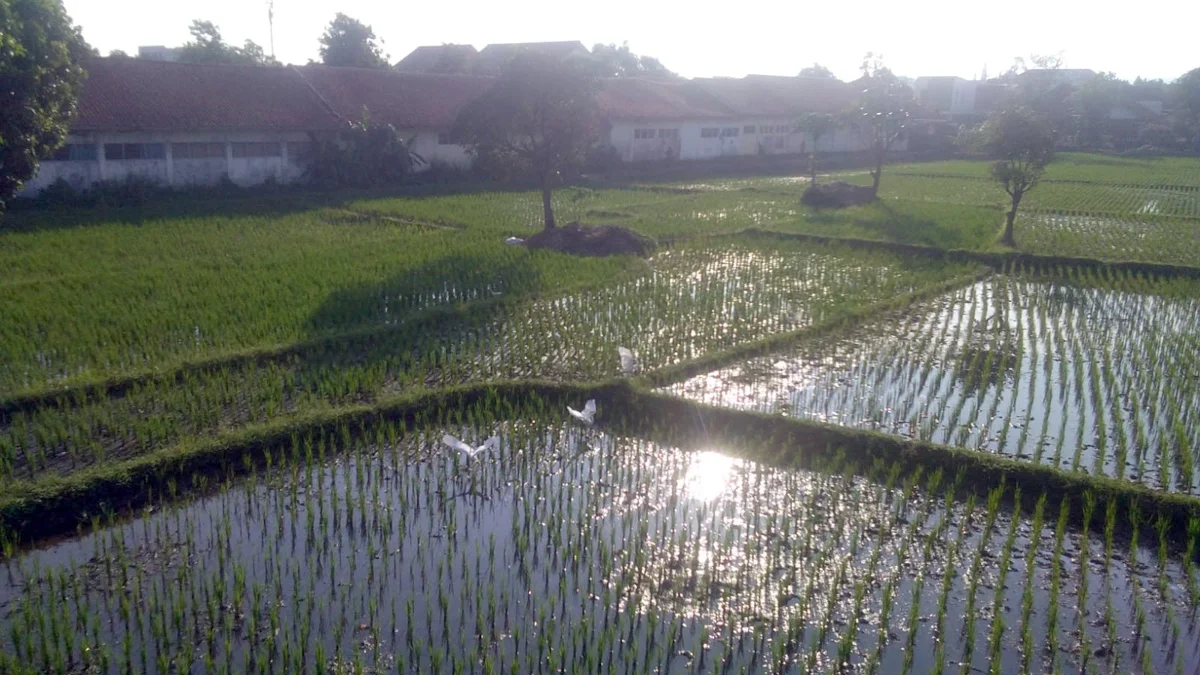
top-left (474, 41), bottom-right (590, 73)
top-left (21, 59), bottom-right (481, 196)
top-left (22, 57), bottom-right (891, 197)
top-left (394, 44), bottom-right (478, 74)
top-left (1019, 68), bottom-right (1097, 86)
top-left (137, 46), bottom-right (181, 62)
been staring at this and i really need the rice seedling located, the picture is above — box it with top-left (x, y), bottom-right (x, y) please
top-left (669, 268), bottom-right (1200, 494)
top-left (1, 401), bottom-right (1193, 675)
top-left (0, 237), bottom-right (972, 484)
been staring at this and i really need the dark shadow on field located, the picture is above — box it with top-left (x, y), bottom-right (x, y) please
top-left (293, 252), bottom-right (542, 402)
top-left (305, 252), bottom-right (539, 333)
top-left (1, 180), bottom-right (526, 233)
top-left (2, 189), bottom-right (361, 232)
top-left (803, 201), bottom-right (1000, 249)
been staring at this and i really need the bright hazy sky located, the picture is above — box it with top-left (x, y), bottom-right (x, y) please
top-left (64, 0), bottom-right (1196, 82)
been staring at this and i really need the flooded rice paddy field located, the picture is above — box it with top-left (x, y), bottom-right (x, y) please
top-left (2, 417), bottom-right (1196, 675)
top-left (668, 273), bottom-right (1200, 494)
top-left (1020, 213), bottom-right (1200, 267)
top-left (0, 241), bottom-right (973, 483)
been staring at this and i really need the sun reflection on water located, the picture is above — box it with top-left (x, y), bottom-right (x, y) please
top-left (684, 451), bottom-right (739, 502)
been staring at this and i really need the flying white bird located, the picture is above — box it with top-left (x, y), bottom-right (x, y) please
top-left (505, 236), bottom-right (525, 246)
top-left (442, 434), bottom-right (499, 463)
top-left (567, 399), bottom-right (597, 426)
top-left (618, 347), bottom-right (639, 375)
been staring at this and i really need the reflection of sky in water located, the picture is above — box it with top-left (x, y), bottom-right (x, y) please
top-left (668, 277), bottom-right (1200, 494)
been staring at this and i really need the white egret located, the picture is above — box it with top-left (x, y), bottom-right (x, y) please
top-left (567, 399), bottom-right (597, 426)
top-left (618, 347), bottom-right (639, 375)
top-left (442, 434), bottom-right (499, 463)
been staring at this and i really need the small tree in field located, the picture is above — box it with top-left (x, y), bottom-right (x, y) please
top-left (851, 54), bottom-right (913, 196)
top-left (796, 112), bottom-right (838, 185)
top-left (981, 107), bottom-right (1056, 246)
top-left (453, 52), bottom-right (600, 230)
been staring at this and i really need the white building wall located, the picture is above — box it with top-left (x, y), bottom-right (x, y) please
top-left (609, 119), bottom-right (886, 164)
top-left (949, 80), bottom-right (978, 117)
top-left (402, 130), bottom-right (472, 169)
top-left (21, 131), bottom-right (316, 196)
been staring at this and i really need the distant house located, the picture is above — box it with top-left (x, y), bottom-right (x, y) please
top-left (1019, 68), bottom-right (1097, 86)
top-left (684, 76), bottom-right (863, 158)
top-left (602, 75), bottom-right (876, 163)
top-left (26, 58), bottom-right (339, 195)
top-left (474, 41), bottom-right (589, 73)
top-left (598, 78), bottom-right (733, 162)
top-left (394, 44), bottom-right (478, 74)
top-left (295, 65), bottom-right (489, 168)
top-left (136, 45), bottom-right (181, 62)
top-left (21, 58), bottom-right (487, 196)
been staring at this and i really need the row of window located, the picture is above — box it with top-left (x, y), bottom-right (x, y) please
top-left (49, 144), bottom-right (98, 161)
top-left (699, 128), bottom-right (741, 139)
top-left (633, 128), bottom-right (680, 140)
top-left (46, 142), bottom-right (294, 161)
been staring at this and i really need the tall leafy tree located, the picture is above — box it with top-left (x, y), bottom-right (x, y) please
top-left (0, 0), bottom-right (90, 210)
top-left (176, 20), bottom-right (277, 66)
top-left (589, 42), bottom-right (676, 78)
top-left (1070, 72), bottom-right (1128, 147)
top-left (799, 63), bottom-right (836, 79)
top-left (1175, 68), bottom-right (1200, 146)
top-left (318, 13), bottom-right (389, 68)
top-left (453, 52), bottom-right (600, 229)
top-left (851, 54), bottom-right (912, 195)
top-left (979, 107), bottom-right (1056, 246)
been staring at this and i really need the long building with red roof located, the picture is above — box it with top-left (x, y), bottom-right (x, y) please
top-left (23, 57), bottom-right (881, 195)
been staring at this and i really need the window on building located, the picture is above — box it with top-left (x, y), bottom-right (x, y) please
top-left (47, 144), bottom-right (98, 161)
top-left (743, 125), bottom-right (756, 134)
top-left (720, 128), bottom-right (739, 137)
top-left (634, 128), bottom-right (657, 140)
top-left (288, 142), bottom-right (313, 163)
top-left (657, 128), bottom-right (678, 139)
top-left (700, 128), bottom-right (720, 138)
top-left (231, 142), bottom-right (282, 158)
top-left (172, 142), bottom-right (225, 160)
top-left (104, 143), bottom-right (166, 160)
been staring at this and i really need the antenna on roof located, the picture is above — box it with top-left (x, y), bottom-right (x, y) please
top-left (267, 0), bottom-right (276, 59)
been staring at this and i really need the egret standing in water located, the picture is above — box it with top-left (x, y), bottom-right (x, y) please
top-left (618, 347), bottom-right (639, 375)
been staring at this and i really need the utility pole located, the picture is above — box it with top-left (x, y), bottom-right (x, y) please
top-left (267, 0), bottom-right (276, 59)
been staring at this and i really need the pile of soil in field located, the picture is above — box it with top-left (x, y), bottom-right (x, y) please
top-left (524, 222), bottom-right (655, 257)
top-left (801, 181), bottom-right (877, 208)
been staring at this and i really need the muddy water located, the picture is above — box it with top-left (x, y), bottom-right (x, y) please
top-left (667, 277), bottom-right (1200, 494)
top-left (1, 420), bottom-right (1195, 674)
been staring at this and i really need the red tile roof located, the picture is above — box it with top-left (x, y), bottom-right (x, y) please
top-left (394, 44), bottom-right (478, 73)
top-left (74, 57), bottom-right (343, 132)
top-left (297, 65), bottom-right (494, 129)
top-left (597, 78), bottom-right (733, 120)
top-left (689, 75), bottom-right (855, 117)
top-left (71, 59), bottom-right (861, 134)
